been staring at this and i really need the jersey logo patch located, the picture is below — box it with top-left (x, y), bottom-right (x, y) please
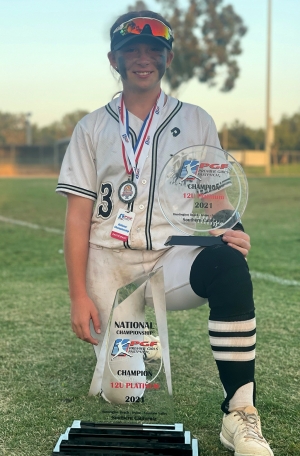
top-left (171, 127), bottom-right (181, 137)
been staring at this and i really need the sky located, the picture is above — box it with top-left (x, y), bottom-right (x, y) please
top-left (1, 0), bottom-right (300, 130)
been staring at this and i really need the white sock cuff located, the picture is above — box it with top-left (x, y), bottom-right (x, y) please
top-left (228, 382), bottom-right (254, 412)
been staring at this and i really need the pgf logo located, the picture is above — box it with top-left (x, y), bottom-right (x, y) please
top-left (111, 339), bottom-right (131, 358)
top-left (180, 160), bottom-right (201, 181)
top-left (118, 214), bottom-right (133, 222)
top-left (111, 339), bottom-right (158, 359)
top-left (199, 163), bottom-right (229, 169)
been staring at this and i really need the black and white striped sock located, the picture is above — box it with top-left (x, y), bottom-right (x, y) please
top-left (190, 244), bottom-right (257, 412)
top-left (209, 315), bottom-right (256, 413)
top-left (209, 317), bottom-right (256, 362)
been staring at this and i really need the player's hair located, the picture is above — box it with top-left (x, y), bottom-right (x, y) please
top-left (109, 10), bottom-right (172, 40)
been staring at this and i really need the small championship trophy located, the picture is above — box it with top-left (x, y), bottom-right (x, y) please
top-left (158, 144), bottom-right (248, 246)
top-left (52, 145), bottom-right (247, 455)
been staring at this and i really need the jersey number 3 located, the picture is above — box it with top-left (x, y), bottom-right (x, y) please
top-left (97, 182), bottom-right (113, 219)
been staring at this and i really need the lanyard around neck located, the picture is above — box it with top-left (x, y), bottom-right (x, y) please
top-left (118, 90), bottom-right (165, 181)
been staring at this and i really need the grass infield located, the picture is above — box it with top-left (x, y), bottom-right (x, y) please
top-left (0, 177), bottom-right (299, 455)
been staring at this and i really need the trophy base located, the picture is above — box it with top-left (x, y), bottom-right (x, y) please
top-left (165, 235), bottom-right (225, 247)
top-left (52, 421), bottom-right (199, 455)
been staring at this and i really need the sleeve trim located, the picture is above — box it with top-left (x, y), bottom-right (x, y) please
top-left (56, 183), bottom-right (97, 200)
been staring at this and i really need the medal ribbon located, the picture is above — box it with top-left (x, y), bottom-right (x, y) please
top-left (118, 90), bottom-right (165, 181)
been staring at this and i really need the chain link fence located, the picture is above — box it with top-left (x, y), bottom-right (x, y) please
top-left (1, 142), bottom-right (299, 176)
top-left (0, 138), bottom-right (70, 176)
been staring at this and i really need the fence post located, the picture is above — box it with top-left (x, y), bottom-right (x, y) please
top-left (53, 143), bottom-right (59, 172)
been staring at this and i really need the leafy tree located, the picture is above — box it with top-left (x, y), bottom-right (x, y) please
top-left (220, 113), bottom-right (300, 151)
top-left (0, 109), bottom-right (89, 145)
top-left (33, 110), bottom-right (89, 145)
top-left (0, 112), bottom-right (27, 145)
top-left (127, 0), bottom-right (247, 94)
top-left (223, 120), bottom-right (265, 150)
top-left (275, 112), bottom-right (300, 150)
top-left (60, 110), bottom-right (90, 137)
top-left (128, 0), bottom-right (148, 11)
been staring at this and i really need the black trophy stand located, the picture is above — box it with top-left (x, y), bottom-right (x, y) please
top-left (164, 235), bottom-right (226, 247)
top-left (52, 421), bottom-right (198, 455)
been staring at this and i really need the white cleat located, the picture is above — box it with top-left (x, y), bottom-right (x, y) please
top-left (220, 406), bottom-right (274, 456)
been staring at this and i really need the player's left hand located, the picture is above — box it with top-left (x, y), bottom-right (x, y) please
top-left (221, 229), bottom-right (251, 257)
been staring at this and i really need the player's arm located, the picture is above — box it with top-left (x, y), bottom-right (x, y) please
top-left (64, 193), bottom-right (101, 345)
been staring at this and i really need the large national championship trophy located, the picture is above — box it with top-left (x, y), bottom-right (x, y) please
top-left (53, 145), bottom-right (248, 455)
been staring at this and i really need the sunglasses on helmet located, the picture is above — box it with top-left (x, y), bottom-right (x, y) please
top-left (111, 17), bottom-right (174, 51)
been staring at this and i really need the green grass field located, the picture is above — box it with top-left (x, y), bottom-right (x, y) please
top-left (0, 177), bottom-right (299, 456)
top-left (244, 163), bottom-right (300, 177)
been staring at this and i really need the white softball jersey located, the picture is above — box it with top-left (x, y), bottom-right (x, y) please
top-left (56, 95), bottom-right (221, 250)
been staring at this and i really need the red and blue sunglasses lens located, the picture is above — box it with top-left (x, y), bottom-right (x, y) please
top-left (114, 17), bottom-right (173, 41)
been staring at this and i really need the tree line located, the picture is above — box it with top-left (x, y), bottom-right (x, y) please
top-left (0, 110), bottom-right (89, 146)
top-left (0, 0), bottom-right (299, 151)
top-left (1, 109), bottom-right (299, 151)
top-left (220, 114), bottom-right (300, 151)
top-left (1, 0), bottom-right (248, 146)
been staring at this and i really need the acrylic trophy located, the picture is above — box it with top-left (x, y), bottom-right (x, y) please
top-left (52, 268), bottom-right (199, 455)
top-left (158, 144), bottom-right (248, 247)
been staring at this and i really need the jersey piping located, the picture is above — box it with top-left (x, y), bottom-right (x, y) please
top-left (56, 183), bottom-right (97, 200)
top-left (105, 103), bottom-right (118, 122)
top-left (105, 102), bottom-right (138, 146)
top-left (145, 100), bottom-right (183, 250)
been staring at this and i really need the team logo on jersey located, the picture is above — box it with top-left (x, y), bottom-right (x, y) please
top-left (122, 133), bottom-right (130, 143)
top-left (180, 160), bottom-right (201, 181)
top-left (155, 106), bottom-right (160, 115)
top-left (171, 127), bottom-right (181, 137)
top-left (145, 135), bottom-right (150, 145)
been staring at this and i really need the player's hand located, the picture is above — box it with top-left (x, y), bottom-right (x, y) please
top-left (221, 229), bottom-right (251, 257)
top-left (70, 295), bottom-right (101, 345)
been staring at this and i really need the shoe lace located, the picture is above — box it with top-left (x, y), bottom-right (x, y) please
top-left (235, 410), bottom-right (266, 442)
